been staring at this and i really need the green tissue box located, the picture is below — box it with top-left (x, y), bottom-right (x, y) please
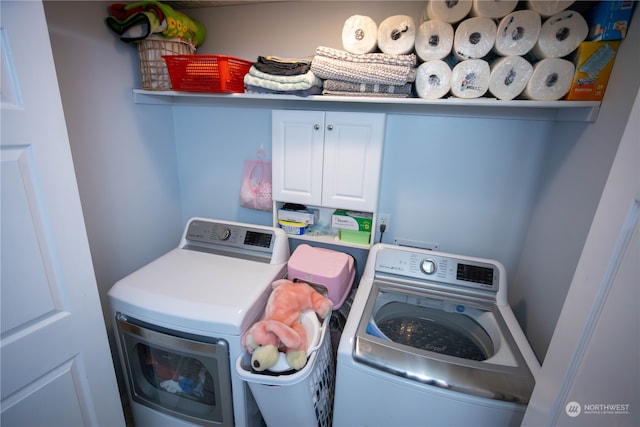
top-left (339, 229), bottom-right (371, 245)
top-left (331, 210), bottom-right (373, 232)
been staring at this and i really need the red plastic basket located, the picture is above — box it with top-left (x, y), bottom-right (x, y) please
top-left (163, 54), bottom-right (252, 93)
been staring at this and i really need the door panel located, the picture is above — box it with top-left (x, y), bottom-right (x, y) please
top-left (322, 112), bottom-right (385, 211)
top-left (1, 147), bottom-right (57, 333)
top-left (2, 360), bottom-right (87, 427)
top-left (0, 2), bottom-right (124, 426)
top-left (272, 110), bottom-right (325, 205)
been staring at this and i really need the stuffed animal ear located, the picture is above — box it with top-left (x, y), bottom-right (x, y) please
top-left (242, 320), bottom-right (280, 352)
top-left (262, 319), bottom-right (302, 350)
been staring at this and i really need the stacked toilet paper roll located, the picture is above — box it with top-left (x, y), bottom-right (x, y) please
top-left (378, 15), bottom-right (416, 55)
top-left (494, 10), bottom-right (541, 56)
top-left (531, 10), bottom-right (588, 59)
top-left (453, 17), bottom-right (497, 60)
top-left (415, 20), bottom-right (454, 61)
top-left (489, 56), bottom-right (534, 100)
top-left (450, 59), bottom-right (490, 98)
top-left (423, 0), bottom-right (472, 24)
top-left (415, 60), bottom-right (452, 99)
top-left (342, 15), bottom-right (378, 54)
top-left (470, 0), bottom-right (518, 19)
top-left (527, 0), bottom-right (574, 18)
top-left (523, 57), bottom-right (575, 100)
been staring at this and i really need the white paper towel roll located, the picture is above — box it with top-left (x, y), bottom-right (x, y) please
top-left (453, 17), bottom-right (497, 60)
top-left (489, 56), bottom-right (534, 100)
top-left (532, 10), bottom-right (588, 59)
top-left (523, 57), bottom-right (575, 100)
top-left (415, 20), bottom-right (454, 61)
top-left (378, 15), bottom-right (416, 55)
top-left (494, 10), bottom-right (541, 56)
top-left (450, 59), bottom-right (490, 98)
top-left (527, 0), bottom-right (574, 18)
top-left (423, 0), bottom-right (472, 24)
top-left (342, 15), bottom-right (378, 54)
top-left (470, 0), bottom-right (517, 18)
top-left (415, 60), bottom-right (452, 99)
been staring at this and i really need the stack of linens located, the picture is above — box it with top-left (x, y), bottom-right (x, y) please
top-left (244, 56), bottom-right (323, 96)
top-left (311, 46), bottom-right (417, 97)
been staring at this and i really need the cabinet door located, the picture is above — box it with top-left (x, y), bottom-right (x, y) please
top-left (272, 110), bottom-right (325, 205)
top-left (322, 112), bottom-right (386, 211)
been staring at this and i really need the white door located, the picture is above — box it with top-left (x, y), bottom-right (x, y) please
top-left (322, 112), bottom-right (385, 211)
top-left (522, 89), bottom-right (640, 426)
top-left (272, 109), bottom-right (325, 206)
top-left (0, 2), bottom-right (125, 426)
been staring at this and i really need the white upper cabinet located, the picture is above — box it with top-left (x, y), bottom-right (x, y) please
top-left (272, 110), bottom-right (385, 212)
top-left (272, 110), bottom-right (326, 206)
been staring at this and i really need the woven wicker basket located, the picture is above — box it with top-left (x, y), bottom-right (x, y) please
top-left (136, 36), bottom-right (195, 90)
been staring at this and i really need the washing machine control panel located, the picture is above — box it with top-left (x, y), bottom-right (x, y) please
top-left (374, 247), bottom-right (500, 292)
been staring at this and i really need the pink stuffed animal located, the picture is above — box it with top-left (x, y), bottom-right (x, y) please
top-left (242, 279), bottom-right (333, 371)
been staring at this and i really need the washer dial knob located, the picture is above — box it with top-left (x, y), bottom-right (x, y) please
top-left (217, 227), bottom-right (231, 241)
top-left (420, 259), bottom-right (437, 275)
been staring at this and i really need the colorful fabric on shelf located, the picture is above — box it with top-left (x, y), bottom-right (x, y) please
top-left (106, 1), bottom-right (206, 47)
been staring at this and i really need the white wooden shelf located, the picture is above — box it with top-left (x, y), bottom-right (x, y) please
top-left (285, 233), bottom-right (372, 250)
top-left (133, 89), bottom-right (601, 122)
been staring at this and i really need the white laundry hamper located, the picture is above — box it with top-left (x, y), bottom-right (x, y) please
top-left (235, 316), bottom-right (335, 427)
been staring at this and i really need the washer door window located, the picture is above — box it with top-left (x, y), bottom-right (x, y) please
top-left (117, 315), bottom-right (234, 427)
top-left (354, 282), bottom-right (534, 403)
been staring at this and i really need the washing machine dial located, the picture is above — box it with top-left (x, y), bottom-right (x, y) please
top-left (217, 227), bottom-right (231, 241)
top-left (420, 259), bottom-right (437, 275)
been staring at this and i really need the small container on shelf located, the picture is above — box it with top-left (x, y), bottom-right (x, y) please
top-left (136, 36), bottom-right (195, 91)
top-left (338, 229), bottom-right (371, 245)
top-left (163, 54), bottom-right (252, 93)
top-left (278, 219), bottom-right (308, 235)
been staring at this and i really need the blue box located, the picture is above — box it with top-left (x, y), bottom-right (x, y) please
top-left (588, 1), bottom-right (636, 41)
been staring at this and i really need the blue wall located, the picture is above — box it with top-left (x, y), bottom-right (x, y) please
top-left (174, 105), bottom-right (553, 279)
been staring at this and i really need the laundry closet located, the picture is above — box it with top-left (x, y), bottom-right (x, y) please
top-left (41, 0), bottom-right (638, 421)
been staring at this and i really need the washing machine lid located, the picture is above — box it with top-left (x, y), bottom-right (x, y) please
top-left (353, 280), bottom-right (536, 404)
top-left (108, 218), bottom-right (289, 336)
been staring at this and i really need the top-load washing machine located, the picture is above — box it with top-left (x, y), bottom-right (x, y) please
top-left (108, 218), bottom-right (289, 427)
top-left (333, 244), bottom-right (540, 427)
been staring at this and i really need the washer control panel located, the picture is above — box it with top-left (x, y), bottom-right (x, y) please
top-left (374, 246), bottom-right (500, 292)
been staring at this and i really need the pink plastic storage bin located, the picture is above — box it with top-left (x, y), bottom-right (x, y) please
top-left (288, 244), bottom-right (355, 309)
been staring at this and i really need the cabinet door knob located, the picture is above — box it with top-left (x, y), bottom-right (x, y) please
top-left (314, 124), bottom-right (320, 130)
top-left (327, 125), bottom-right (334, 131)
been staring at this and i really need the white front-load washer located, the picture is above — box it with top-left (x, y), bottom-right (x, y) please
top-left (333, 244), bottom-right (540, 427)
top-left (108, 218), bottom-right (289, 427)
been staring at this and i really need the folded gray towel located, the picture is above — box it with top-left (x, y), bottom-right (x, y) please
top-left (311, 55), bottom-right (416, 85)
top-left (322, 90), bottom-right (410, 98)
top-left (323, 79), bottom-right (413, 95)
top-left (315, 46), bottom-right (416, 67)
